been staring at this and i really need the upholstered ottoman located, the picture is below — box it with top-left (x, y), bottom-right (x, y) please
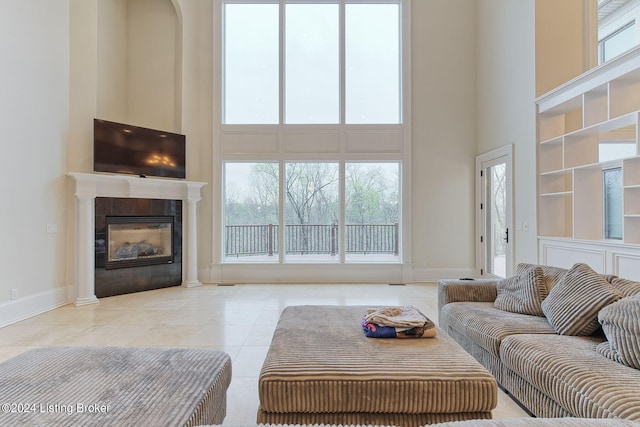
top-left (258, 305), bottom-right (498, 427)
top-left (0, 346), bottom-right (231, 426)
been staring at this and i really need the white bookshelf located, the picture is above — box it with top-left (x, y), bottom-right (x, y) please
top-left (537, 48), bottom-right (640, 245)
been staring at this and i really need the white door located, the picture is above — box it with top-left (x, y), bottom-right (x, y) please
top-left (476, 146), bottom-right (513, 278)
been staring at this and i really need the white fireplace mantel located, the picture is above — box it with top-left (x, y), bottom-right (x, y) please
top-left (68, 172), bottom-right (207, 306)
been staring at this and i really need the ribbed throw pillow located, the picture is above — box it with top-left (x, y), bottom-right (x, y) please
top-left (494, 264), bottom-right (546, 316)
top-left (611, 277), bottom-right (640, 297)
top-left (597, 295), bottom-right (640, 369)
top-left (541, 263), bottom-right (623, 336)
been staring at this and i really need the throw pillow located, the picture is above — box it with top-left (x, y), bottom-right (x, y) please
top-left (611, 277), bottom-right (640, 297)
top-left (541, 263), bottom-right (624, 336)
top-left (494, 264), bottom-right (546, 316)
top-left (597, 295), bottom-right (640, 369)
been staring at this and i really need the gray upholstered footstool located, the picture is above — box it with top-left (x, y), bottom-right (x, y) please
top-left (0, 346), bottom-right (231, 427)
top-left (258, 305), bottom-right (498, 427)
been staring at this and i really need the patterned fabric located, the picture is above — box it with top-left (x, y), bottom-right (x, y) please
top-left (0, 347), bottom-right (232, 427)
top-left (440, 302), bottom-right (555, 358)
top-left (259, 305), bottom-right (497, 423)
top-left (611, 277), bottom-right (640, 297)
top-left (494, 264), bottom-right (546, 316)
top-left (541, 263), bottom-right (623, 336)
top-left (500, 334), bottom-right (640, 420)
top-left (516, 263), bottom-right (567, 293)
top-left (597, 295), bottom-right (640, 369)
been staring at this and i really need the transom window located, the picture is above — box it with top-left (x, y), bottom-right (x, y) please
top-left (223, 1), bottom-right (401, 125)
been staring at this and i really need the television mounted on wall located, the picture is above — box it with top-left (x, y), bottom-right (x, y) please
top-left (93, 119), bottom-right (186, 179)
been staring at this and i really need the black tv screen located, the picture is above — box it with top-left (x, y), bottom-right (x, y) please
top-left (94, 119), bottom-right (186, 179)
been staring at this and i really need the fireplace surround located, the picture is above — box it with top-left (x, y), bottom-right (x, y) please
top-left (94, 199), bottom-right (182, 298)
top-left (68, 172), bottom-right (206, 305)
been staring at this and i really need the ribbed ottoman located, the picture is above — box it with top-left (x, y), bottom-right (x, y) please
top-left (0, 346), bottom-right (231, 427)
top-left (258, 305), bottom-right (498, 427)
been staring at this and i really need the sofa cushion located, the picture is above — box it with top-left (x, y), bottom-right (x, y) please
top-left (500, 333), bottom-right (640, 420)
top-left (597, 295), bottom-right (640, 369)
top-left (439, 302), bottom-right (555, 358)
top-left (611, 277), bottom-right (640, 297)
top-left (517, 263), bottom-right (567, 293)
top-left (541, 263), bottom-right (623, 336)
top-left (494, 264), bottom-right (546, 316)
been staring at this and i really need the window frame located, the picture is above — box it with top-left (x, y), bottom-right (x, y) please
top-left (213, 0), bottom-right (412, 272)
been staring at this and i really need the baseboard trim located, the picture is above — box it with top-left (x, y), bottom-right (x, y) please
top-left (0, 286), bottom-right (69, 328)
top-left (412, 268), bottom-right (478, 282)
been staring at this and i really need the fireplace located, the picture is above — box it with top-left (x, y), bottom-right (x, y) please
top-left (105, 216), bottom-right (174, 269)
top-left (95, 198), bottom-right (182, 298)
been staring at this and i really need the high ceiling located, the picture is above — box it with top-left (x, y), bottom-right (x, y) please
top-left (598, 0), bottom-right (635, 20)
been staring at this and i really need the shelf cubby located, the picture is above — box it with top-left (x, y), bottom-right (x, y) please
top-left (624, 157), bottom-right (640, 186)
top-left (564, 134), bottom-right (599, 169)
top-left (538, 98), bottom-right (583, 142)
top-left (539, 170), bottom-right (572, 195)
top-left (538, 139), bottom-right (564, 173)
top-left (624, 216), bottom-right (640, 245)
top-left (624, 187), bottom-right (640, 215)
top-left (573, 167), bottom-right (603, 240)
top-left (610, 70), bottom-right (640, 118)
top-left (538, 193), bottom-right (573, 238)
top-left (583, 85), bottom-right (609, 127)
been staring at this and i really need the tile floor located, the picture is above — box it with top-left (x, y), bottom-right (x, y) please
top-left (0, 282), bottom-right (529, 424)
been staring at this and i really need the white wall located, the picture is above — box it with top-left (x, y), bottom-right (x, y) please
top-left (476, 0), bottom-right (538, 265)
top-left (410, 0), bottom-right (478, 279)
top-left (127, 0), bottom-right (178, 132)
top-left (0, 0), bottom-right (70, 319)
top-left (97, 0), bottom-right (128, 123)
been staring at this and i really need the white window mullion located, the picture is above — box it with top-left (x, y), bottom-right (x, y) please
top-left (279, 0), bottom-right (286, 125)
top-left (278, 160), bottom-right (285, 263)
top-left (339, 0), bottom-right (346, 125)
top-left (339, 161), bottom-right (346, 262)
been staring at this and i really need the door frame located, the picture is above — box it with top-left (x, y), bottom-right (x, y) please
top-left (476, 144), bottom-right (514, 277)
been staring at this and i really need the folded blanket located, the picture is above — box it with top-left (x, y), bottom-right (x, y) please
top-left (365, 306), bottom-right (434, 328)
top-left (362, 306), bottom-right (437, 338)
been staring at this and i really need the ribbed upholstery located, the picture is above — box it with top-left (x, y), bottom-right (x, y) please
top-left (428, 418), bottom-right (640, 426)
top-left (598, 295), bottom-right (640, 369)
top-left (498, 366), bottom-right (571, 418)
top-left (516, 263), bottom-right (567, 293)
top-left (500, 334), bottom-right (640, 420)
top-left (443, 327), bottom-right (505, 384)
top-left (258, 306), bottom-right (497, 426)
top-left (494, 264), bottom-right (546, 316)
top-left (0, 347), bottom-right (232, 427)
top-left (255, 410), bottom-right (492, 426)
top-left (437, 279), bottom-right (499, 314)
top-left (439, 302), bottom-right (555, 357)
top-left (541, 263), bottom-right (623, 335)
top-left (611, 278), bottom-right (640, 297)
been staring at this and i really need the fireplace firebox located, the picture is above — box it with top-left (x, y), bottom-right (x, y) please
top-left (105, 216), bottom-right (174, 269)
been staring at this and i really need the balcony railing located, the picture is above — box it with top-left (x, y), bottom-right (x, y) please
top-left (225, 223), bottom-right (398, 257)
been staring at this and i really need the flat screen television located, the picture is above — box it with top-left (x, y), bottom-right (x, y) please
top-left (94, 119), bottom-right (186, 179)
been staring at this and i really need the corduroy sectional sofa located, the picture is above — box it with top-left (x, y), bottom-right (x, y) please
top-left (438, 263), bottom-right (640, 421)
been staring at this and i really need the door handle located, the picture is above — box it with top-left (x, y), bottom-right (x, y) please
top-left (503, 228), bottom-right (509, 244)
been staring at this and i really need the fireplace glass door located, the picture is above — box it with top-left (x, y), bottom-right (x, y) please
top-left (106, 216), bottom-right (174, 269)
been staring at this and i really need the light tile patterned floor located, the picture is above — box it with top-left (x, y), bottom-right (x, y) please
top-left (0, 283), bottom-right (529, 423)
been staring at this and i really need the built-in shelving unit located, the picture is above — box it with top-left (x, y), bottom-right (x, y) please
top-left (537, 49), bottom-right (640, 243)
top-left (536, 48), bottom-right (640, 277)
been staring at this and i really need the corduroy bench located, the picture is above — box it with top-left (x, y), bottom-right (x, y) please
top-left (0, 346), bottom-right (231, 427)
top-left (257, 305), bottom-right (498, 427)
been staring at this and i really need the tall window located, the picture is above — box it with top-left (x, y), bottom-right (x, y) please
top-left (600, 21), bottom-right (637, 63)
top-left (220, 0), bottom-right (407, 265)
top-left (604, 167), bottom-right (623, 240)
top-left (223, 1), bottom-right (401, 125)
